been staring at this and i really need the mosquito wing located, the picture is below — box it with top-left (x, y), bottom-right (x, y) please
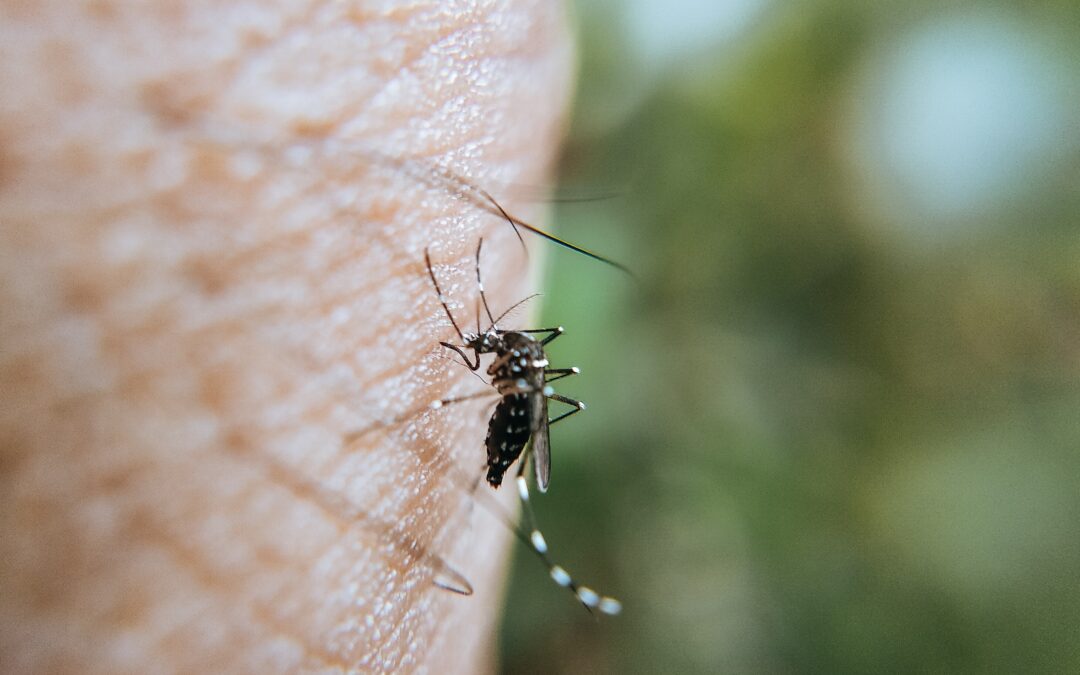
top-left (529, 391), bottom-right (551, 492)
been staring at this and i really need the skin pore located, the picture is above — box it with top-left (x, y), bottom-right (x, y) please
top-left (0, 2), bottom-right (572, 673)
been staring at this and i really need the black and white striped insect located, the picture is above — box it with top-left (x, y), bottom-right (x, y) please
top-left (363, 238), bottom-right (621, 615)
top-left (424, 241), bottom-right (584, 493)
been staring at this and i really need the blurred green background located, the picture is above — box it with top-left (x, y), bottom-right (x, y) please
top-left (497, 1), bottom-right (1080, 673)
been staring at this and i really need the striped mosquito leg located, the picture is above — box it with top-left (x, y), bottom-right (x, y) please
top-left (543, 366), bottom-right (580, 384)
top-left (545, 391), bottom-right (586, 427)
top-left (516, 325), bottom-right (565, 346)
top-left (513, 471), bottom-right (622, 616)
top-left (473, 238), bottom-right (498, 329)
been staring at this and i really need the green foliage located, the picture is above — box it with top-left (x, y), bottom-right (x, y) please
top-left (499, 2), bottom-right (1080, 673)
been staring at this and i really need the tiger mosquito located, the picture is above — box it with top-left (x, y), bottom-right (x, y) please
top-left (427, 238), bottom-right (620, 615)
top-left (351, 238), bottom-right (620, 615)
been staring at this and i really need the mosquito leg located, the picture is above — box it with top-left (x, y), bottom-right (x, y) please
top-left (424, 248), bottom-right (467, 341)
top-left (542, 391), bottom-right (584, 425)
top-left (540, 328), bottom-right (564, 346)
top-left (474, 238), bottom-right (498, 329)
top-left (426, 247), bottom-right (483, 371)
top-left (543, 367), bottom-right (580, 383)
top-left (514, 326), bottom-right (565, 346)
top-left (549, 406), bottom-right (584, 427)
top-left (511, 463), bottom-right (621, 616)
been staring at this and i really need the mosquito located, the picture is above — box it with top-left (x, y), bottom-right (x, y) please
top-left (348, 238), bottom-right (621, 616)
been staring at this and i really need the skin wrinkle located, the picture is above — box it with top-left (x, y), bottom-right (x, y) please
top-left (125, 512), bottom-right (346, 672)
top-left (0, 1), bottom-right (572, 673)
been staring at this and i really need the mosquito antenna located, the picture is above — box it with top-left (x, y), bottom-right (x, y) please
top-left (487, 293), bottom-right (541, 332)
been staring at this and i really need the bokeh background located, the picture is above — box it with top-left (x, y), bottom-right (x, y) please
top-left (497, 1), bottom-right (1080, 672)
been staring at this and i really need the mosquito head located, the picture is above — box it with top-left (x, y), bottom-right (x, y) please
top-left (464, 328), bottom-right (502, 355)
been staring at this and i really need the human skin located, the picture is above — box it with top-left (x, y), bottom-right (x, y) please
top-left (0, 2), bottom-right (572, 673)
